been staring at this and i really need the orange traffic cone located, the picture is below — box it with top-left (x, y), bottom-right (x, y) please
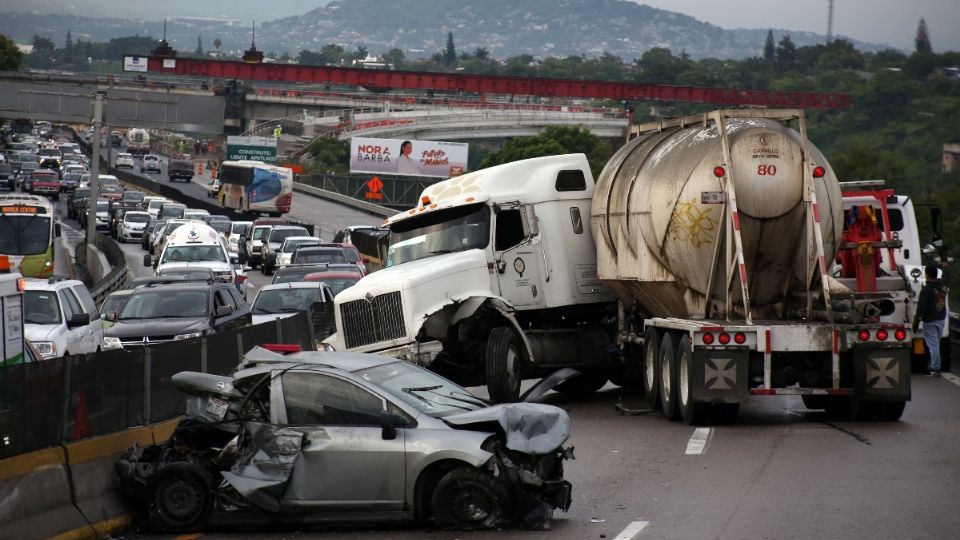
top-left (71, 391), bottom-right (92, 439)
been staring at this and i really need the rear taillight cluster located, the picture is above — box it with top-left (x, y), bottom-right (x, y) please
top-left (701, 332), bottom-right (747, 345)
top-left (276, 193), bottom-right (293, 212)
top-left (857, 328), bottom-right (907, 342)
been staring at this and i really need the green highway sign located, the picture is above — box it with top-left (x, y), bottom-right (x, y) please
top-left (226, 136), bottom-right (278, 163)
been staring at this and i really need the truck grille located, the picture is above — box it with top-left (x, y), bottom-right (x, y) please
top-left (339, 292), bottom-right (405, 349)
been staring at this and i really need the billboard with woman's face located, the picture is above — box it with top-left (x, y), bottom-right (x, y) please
top-left (350, 137), bottom-right (469, 178)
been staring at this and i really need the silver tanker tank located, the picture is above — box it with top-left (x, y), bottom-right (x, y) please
top-left (591, 112), bottom-right (843, 320)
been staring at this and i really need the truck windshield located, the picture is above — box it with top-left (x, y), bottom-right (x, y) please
top-left (387, 204), bottom-right (490, 267)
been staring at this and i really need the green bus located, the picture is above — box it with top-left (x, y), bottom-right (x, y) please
top-left (0, 195), bottom-right (58, 278)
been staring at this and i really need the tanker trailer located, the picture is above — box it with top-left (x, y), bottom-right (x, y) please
top-left (592, 109), bottom-right (912, 424)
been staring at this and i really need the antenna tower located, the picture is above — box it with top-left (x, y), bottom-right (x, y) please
top-left (827, 0), bottom-right (835, 44)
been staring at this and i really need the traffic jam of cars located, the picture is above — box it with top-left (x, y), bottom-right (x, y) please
top-left (3, 122), bottom-right (581, 533)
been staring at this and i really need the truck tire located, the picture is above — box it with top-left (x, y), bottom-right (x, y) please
top-left (659, 331), bottom-right (681, 421)
top-left (485, 327), bottom-right (522, 403)
top-left (874, 401), bottom-right (906, 421)
top-left (677, 334), bottom-right (707, 425)
top-left (642, 327), bottom-right (661, 411)
top-left (824, 396), bottom-right (868, 421)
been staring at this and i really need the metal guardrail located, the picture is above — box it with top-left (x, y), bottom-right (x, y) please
top-left (293, 181), bottom-right (396, 218)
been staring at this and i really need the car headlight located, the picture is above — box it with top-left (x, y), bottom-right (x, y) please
top-left (102, 337), bottom-right (123, 350)
top-left (33, 341), bottom-right (58, 358)
top-left (174, 332), bottom-right (203, 341)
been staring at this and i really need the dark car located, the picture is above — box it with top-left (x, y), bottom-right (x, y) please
top-left (142, 219), bottom-right (167, 250)
top-left (60, 170), bottom-right (83, 191)
top-left (290, 246), bottom-right (350, 266)
top-left (271, 263), bottom-right (362, 284)
top-left (67, 187), bottom-right (91, 220)
top-left (102, 282), bottom-right (251, 348)
top-left (118, 190), bottom-right (146, 210)
top-left (0, 163), bottom-right (13, 190)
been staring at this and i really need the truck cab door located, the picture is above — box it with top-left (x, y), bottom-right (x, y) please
top-left (492, 205), bottom-right (546, 309)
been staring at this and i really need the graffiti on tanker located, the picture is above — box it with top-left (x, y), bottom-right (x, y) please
top-left (670, 199), bottom-right (718, 248)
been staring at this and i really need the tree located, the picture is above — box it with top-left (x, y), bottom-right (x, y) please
top-left (195, 36), bottom-right (203, 56)
top-left (915, 18), bottom-right (932, 54)
top-left (444, 31), bottom-right (456, 68)
top-left (635, 47), bottom-right (681, 84)
top-left (0, 34), bottom-right (23, 71)
top-left (213, 38), bottom-right (222, 57)
top-left (65, 30), bottom-right (73, 54)
top-left (32, 35), bottom-right (55, 55)
top-left (473, 47), bottom-right (490, 61)
top-left (479, 126), bottom-right (612, 178)
top-left (383, 48), bottom-right (405, 68)
top-left (763, 30), bottom-right (775, 62)
top-left (307, 137), bottom-right (350, 174)
top-left (776, 35), bottom-right (797, 71)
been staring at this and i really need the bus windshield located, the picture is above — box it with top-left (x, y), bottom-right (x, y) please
top-left (0, 215), bottom-right (52, 256)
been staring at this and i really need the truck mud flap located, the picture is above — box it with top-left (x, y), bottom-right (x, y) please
top-left (691, 350), bottom-right (749, 404)
top-left (854, 347), bottom-right (911, 401)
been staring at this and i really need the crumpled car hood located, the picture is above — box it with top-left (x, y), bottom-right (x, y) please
top-left (443, 402), bottom-right (570, 455)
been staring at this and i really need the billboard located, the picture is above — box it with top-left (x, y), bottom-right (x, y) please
top-left (122, 55), bottom-right (148, 72)
top-left (350, 137), bottom-right (468, 178)
top-left (226, 136), bottom-right (277, 163)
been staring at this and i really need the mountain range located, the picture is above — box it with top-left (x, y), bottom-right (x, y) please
top-left (1, 0), bottom-right (889, 60)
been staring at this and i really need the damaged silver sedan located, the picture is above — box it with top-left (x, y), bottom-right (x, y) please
top-left (117, 347), bottom-right (575, 532)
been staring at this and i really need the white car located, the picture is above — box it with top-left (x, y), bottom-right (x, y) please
top-left (141, 154), bottom-right (162, 174)
top-left (183, 208), bottom-right (210, 221)
top-left (144, 196), bottom-right (170, 219)
top-left (205, 178), bottom-right (221, 198)
top-left (227, 221), bottom-right (252, 254)
top-left (116, 153), bottom-right (135, 169)
top-left (23, 278), bottom-right (104, 359)
top-left (276, 236), bottom-right (322, 267)
top-left (118, 211), bottom-right (151, 243)
top-left (250, 281), bottom-right (334, 325)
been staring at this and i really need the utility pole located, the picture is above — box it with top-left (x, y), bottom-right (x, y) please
top-left (827, 0), bottom-right (835, 44)
top-left (86, 92), bottom-right (104, 245)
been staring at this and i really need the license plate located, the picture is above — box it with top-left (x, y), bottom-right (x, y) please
top-left (206, 396), bottom-right (228, 420)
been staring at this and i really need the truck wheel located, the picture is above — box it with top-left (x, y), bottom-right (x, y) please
top-left (801, 395), bottom-right (828, 409)
top-left (874, 401), bottom-right (906, 421)
top-left (430, 467), bottom-right (512, 530)
top-left (824, 397), bottom-right (869, 421)
top-left (556, 369), bottom-right (608, 399)
top-left (145, 463), bottom-right (214, 532)
top-left (677, 334), bottom-right (707, 425)
top-left (642, 327), bottom-right (661, 411)
top-left (659, 331), bottom-right (681, 421)
top-left (485, 327), bottom-right (523, 403)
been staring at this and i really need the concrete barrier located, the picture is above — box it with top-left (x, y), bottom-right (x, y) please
top-left (0, 420), bottom-right (181, 540)
top-left (0, 447), bottom-right (92, 540)
top-left (84, 244), bottom-right (110, 284)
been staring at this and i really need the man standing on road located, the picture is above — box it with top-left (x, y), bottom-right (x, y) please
top-left (913, 264), bottom-right (948, 376)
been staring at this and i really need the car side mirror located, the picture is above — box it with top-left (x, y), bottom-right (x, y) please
top-left (215, 305), bottom-right (233, 317)
top-left (104, 312), bottom-right (117, 322)
top-left (67, 313), bottom-right (90, 329)
top-left (54, 223), bottom-right (61, 238)
top-left (230, 255), bottom-right (239, 264)
top-left (379, 410), bottom-right (397, 441)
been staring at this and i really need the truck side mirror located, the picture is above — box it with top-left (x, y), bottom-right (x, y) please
top-left (67, 313), bottom-right (90, 329)
top-left (142, 254), bottom-right (152, 267)
top-left (54, 223), bottom-right (61, 238)
top-left (522, 205), bottom-right (539, 237)
top-left (930, 207), bottom-right (943, 242)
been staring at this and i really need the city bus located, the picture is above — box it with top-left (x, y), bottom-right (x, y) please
top-left (0, 195), bottom-right (59, 278)
top-left (217, 160), bottom-right (293, 217)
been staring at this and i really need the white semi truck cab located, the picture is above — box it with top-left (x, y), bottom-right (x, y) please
top-left (333, 154), bottom-right (615, 401)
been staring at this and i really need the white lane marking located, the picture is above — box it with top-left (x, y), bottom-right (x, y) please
top-left (613, 520), bottom-right (650, 540)
top-left (942, 372), bottom-right (960, 389)
top-left (685, 427), bottom-right (712, 455)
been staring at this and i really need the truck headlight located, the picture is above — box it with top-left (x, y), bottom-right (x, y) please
top-left (174, 332), bottom-right (203, 341)
top-left (33, 341), bottom-right (58, 358)
top-left (102, 337), bottom-right (123, 350)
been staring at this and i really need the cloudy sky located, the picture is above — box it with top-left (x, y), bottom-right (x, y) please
top-left (636, 0), bottom-right (959, 51)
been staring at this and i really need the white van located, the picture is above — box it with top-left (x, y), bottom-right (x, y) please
top-left (147, 221), bottom-right (237, 285)
top-left (23, 278), bottom-right (104, 359)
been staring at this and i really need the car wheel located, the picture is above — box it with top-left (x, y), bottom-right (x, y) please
top-left (659, 331), bottom-right (681, 421)
top-left (485, 327), bottom-right (523, 403)
top-left (145, 463), bottom-right (214, 533)
top-left (642, 327), bottom-right (661, 411)
top-left (431, 468), bottom-right (512, 530)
